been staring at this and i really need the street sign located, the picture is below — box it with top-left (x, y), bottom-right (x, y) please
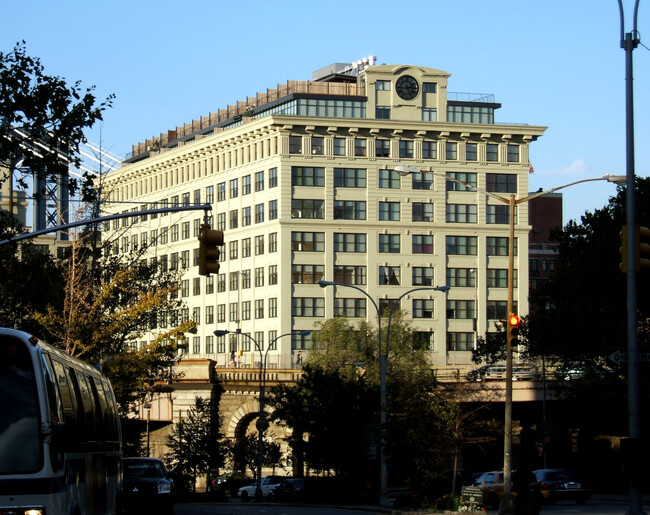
top-left (609, 351), bottom-right (650, 364)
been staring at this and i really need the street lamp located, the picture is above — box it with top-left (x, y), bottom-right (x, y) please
top-left (318, 279), bottom-right (449, 506)
top-left (214, 328), bottom-right (309, 501)
top-left (394, 165), bottom-right (625, 513)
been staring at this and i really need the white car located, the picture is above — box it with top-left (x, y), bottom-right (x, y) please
top-left (237, 476), bottom-right (286, 501)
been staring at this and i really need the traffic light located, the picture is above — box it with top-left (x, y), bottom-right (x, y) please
top-left (198, 224), bottom-right (224, 276)
top-left (620, 225), bottom-right (650, 273)
top-left (507, 313), bottom-right (521, 350)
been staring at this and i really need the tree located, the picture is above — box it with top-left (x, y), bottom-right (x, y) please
top-left (0, 41), bottom-right (114, 201)
top-left (165, 394), bottom-right (226, 492)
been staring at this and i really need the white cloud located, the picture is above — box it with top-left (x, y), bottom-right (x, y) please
top-left (539, 159), bottom-right (590, 177)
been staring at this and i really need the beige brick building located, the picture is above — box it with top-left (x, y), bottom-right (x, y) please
top-left (102, 61), bottom-right (546, 372)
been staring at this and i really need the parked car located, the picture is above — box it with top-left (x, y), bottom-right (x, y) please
top-left (466, 365), bottom-right (491, 382)
top-left (237, 475), bottom-right (286, 501)
top-left (208, 471), bottom-right (251, 496)
top-left (533, 468), bottom-right (591, 505)
top-left (484, 364), bottom-right (508, 380)
top-left (513, 367), bottom-right (537, 381)
top-left (555, 364), bottom-right (614, 381)
top-left (121, 458), bottom-right (174, 515)
top-left (270, 478), bottom-right (305, 501)
top-left (473, 470), bottom-right (505, 509)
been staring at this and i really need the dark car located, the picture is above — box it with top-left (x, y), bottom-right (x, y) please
top-left (208, 471), bottom-right (252, 497)
top-left (270, 478), bottom-right (305, 501)
top-left (533, 468), bottom-right (591, 505)
top-left (121, 458), bottom-right (174, 515)
top-left (466, 365), bottom-right (491, 382)
top-left (473, 470), bottom-right (505, 509)
top-left (555, 364), bottom-right (614, 381)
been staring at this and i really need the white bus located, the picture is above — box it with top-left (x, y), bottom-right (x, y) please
top-left (0, 328), bottom-right (122, 515)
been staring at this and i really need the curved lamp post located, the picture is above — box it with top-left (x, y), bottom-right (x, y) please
top-left (214, 328), bottom-right (310, 501)
top-left (394, 165), bottom-right (625, 514)
top-left (318, 279), bottom-right (450, 506)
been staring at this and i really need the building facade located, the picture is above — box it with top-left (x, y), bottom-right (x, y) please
top-left (102, 62), bottom-right (546, 371)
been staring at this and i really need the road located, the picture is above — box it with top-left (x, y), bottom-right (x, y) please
top-left (174, 497), bottom-right (647, 515)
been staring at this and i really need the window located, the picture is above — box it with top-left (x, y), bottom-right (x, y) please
top-left (486, 173), bottom-right (517, 193)
top-left (379, 266), bottom-right (400, 285)
top-left (181, 222), bottom-right (190, 240)
top-left (170, 224), bottom-right (179, 242)
top-left (206, 275), bottom-right (214, 294)
top-left (487, 300), bottom-right (511, 320)
top-left (334, 168), bottom-right (366, 188)
top-left (447, 268), bottom-right (477, 287)
top-left (334, 298), bottom-right (367, 317)
top-left (507, 144), bottom-right (519, 162)
top-left (292, 232), bottom-right (325, 251)
top-left (354, 138), bottom-right (366, 156)
top-left (487, 237), bottom-right (517, 256)
top-left (292, 167), bottom-right (325, 186)
top-left (269, 200), bottom-right (278, 220)
top-left (413, 299), bottom-right (434, 318)
top-left (408, 201), bottom-right (433, 223)
top-left (255, 171), bottom-right (265, 191)
top-left (412, 172), bottom-right (433, 190)
top-left (446, 172), bottom-right (477, 191)
top-left (206, 185), bottom-right (214, 203)
top-left (334, 265), bottom-right (366, 285)
top-left (447, 332), bottom-right (474, 351)
top-left (422, 140), bottom-right (437, 159)
top-left (243, 175), bottom-right (251, 195)
top-left (292, 332), bottom-right (312, 350)
top-left (242, 270), bottom-right (251, 289)
top-left (379, 234), bottom-right (400, 253)
top-left (217, 273), bottom-right (226, 292)
top-left (269, 167), bottom-right (278, 188)
top-left (229, 210), bottom-right (239, 230)
top-left (230, 178), bottom-right (239, 198)
top-left (255, 299), bottom-right (264, 319)
top-left (376, 80), bottom-right (391, 91)
top-left (216, 333), bottom-right (225, 353)
top-left (269, 298), bottom-right (278, 318)
top-left (376, 106), bottom-right (390, 119)
top-left (486, 205), bottom-right (512, 224)
top-left (181, 280), bottom-right (190, 297)
top-left (229, 241), bottom-right (238, 260)
top-left (379, 169), bottom-right (400, 189)
top-left (292, 199), bottom-right (324, 219)
top-left (413, 331), bottom-right (434, 351)
top-left (446, 204), bottom-right (477, 223)
top-left (311, 137), bottom-right (324, 155)
top-left (399, 140), bottom-right (413, 158)
top-left (229, 303), bottom-right (238, 322)
top-left (334, 200), bottom-right (366, 220)
top-left (291, 264), bottom-right (324, 284)
top-left (242, 206), bottom-right (251, 226)
top-left (192, 336), bottom-right (201, 355)
top-left (412, 266), bottom-right (434, 286)
top-left (422, 108), bottom-right (437, 122)
top-left (446, 236), bottom-right (478, 255)
top-left (446, 141), bottom-right (457, 160)
top-left (255, 235), bottom-right (264, 255)
top-left (423, 82), bottom-right (437, 93)
top-left (255, 203), bottom-right (264, 223)
top-left (241, 237), bottom-right (251, 257)
top-left (229, 272), bottom-right (239, 291)
top-left (375, 139), bottom-right (390, 157)
top-left (269, 265), bottom-right (278, 285)
top-left (488, 269), bottom-right (517, 288)
top-left (379, 201), bottom-right (400, 221)
top-left (447, 300), bottom-right (475, 319)
top-left (193, 219), bottom-right (201, 238)
top-left (292, 297), bottom-right (325, 317)
top-left (217, 212), bottom-right (225, 231)
top-left (412, 234), bottom-right (433, 254)
top-left (466, 143), bottom-right (478, 161)
top-left (289, 135), bottom-right (302, 154)
top-left (205, 305), bottom-right (214, 325)
top-left (379, 298), bottom-right (396, 317)
top-left (241, 301), bottom-right (251, 320)
top-left (266, 232), bottom-right (276, 253)
top-left (255, 267), bottom-right (265, 287)
top-left (333, 137), bottom-right (346, 156)
top-left (334, 233), bottom-right (366, 252)
top-left (486, 143), bottom-right (498, 162)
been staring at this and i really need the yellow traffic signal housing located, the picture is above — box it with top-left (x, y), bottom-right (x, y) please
top-left (507, 313), bottom-right (521, 350)
top-left (620, 225), bottom-right (650, 273)
top-left (198, 224), bottom-right (224, 276)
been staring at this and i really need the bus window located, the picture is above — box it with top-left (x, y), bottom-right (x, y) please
top-left (51, 359), bottom-right (76, 426)
top-left (0, 335), bottom-right (42, 473)
top-left (88, 376), bottom-right (105, 442)
top-left (67, 367), bottom-right (89, 443)
top-left (100, 380), bottom-right (120, 443)
top-left (76, 372), bottom-right (98, 442)
top-left (41, 353), bottom-right (64, 425)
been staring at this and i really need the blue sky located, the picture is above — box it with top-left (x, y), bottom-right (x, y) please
top-left (2, 0), bottom-right (648, 223)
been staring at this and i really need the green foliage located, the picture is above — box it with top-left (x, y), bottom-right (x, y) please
top-left (227, 434), bottom-right (285, 480)
top-left (0, 40), bottom-right (114, 199)
top-left (165, 395), bottom-right (226, 492)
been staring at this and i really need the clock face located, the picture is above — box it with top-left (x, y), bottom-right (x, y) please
top-left (395, 75), bottom-right (419, 101)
